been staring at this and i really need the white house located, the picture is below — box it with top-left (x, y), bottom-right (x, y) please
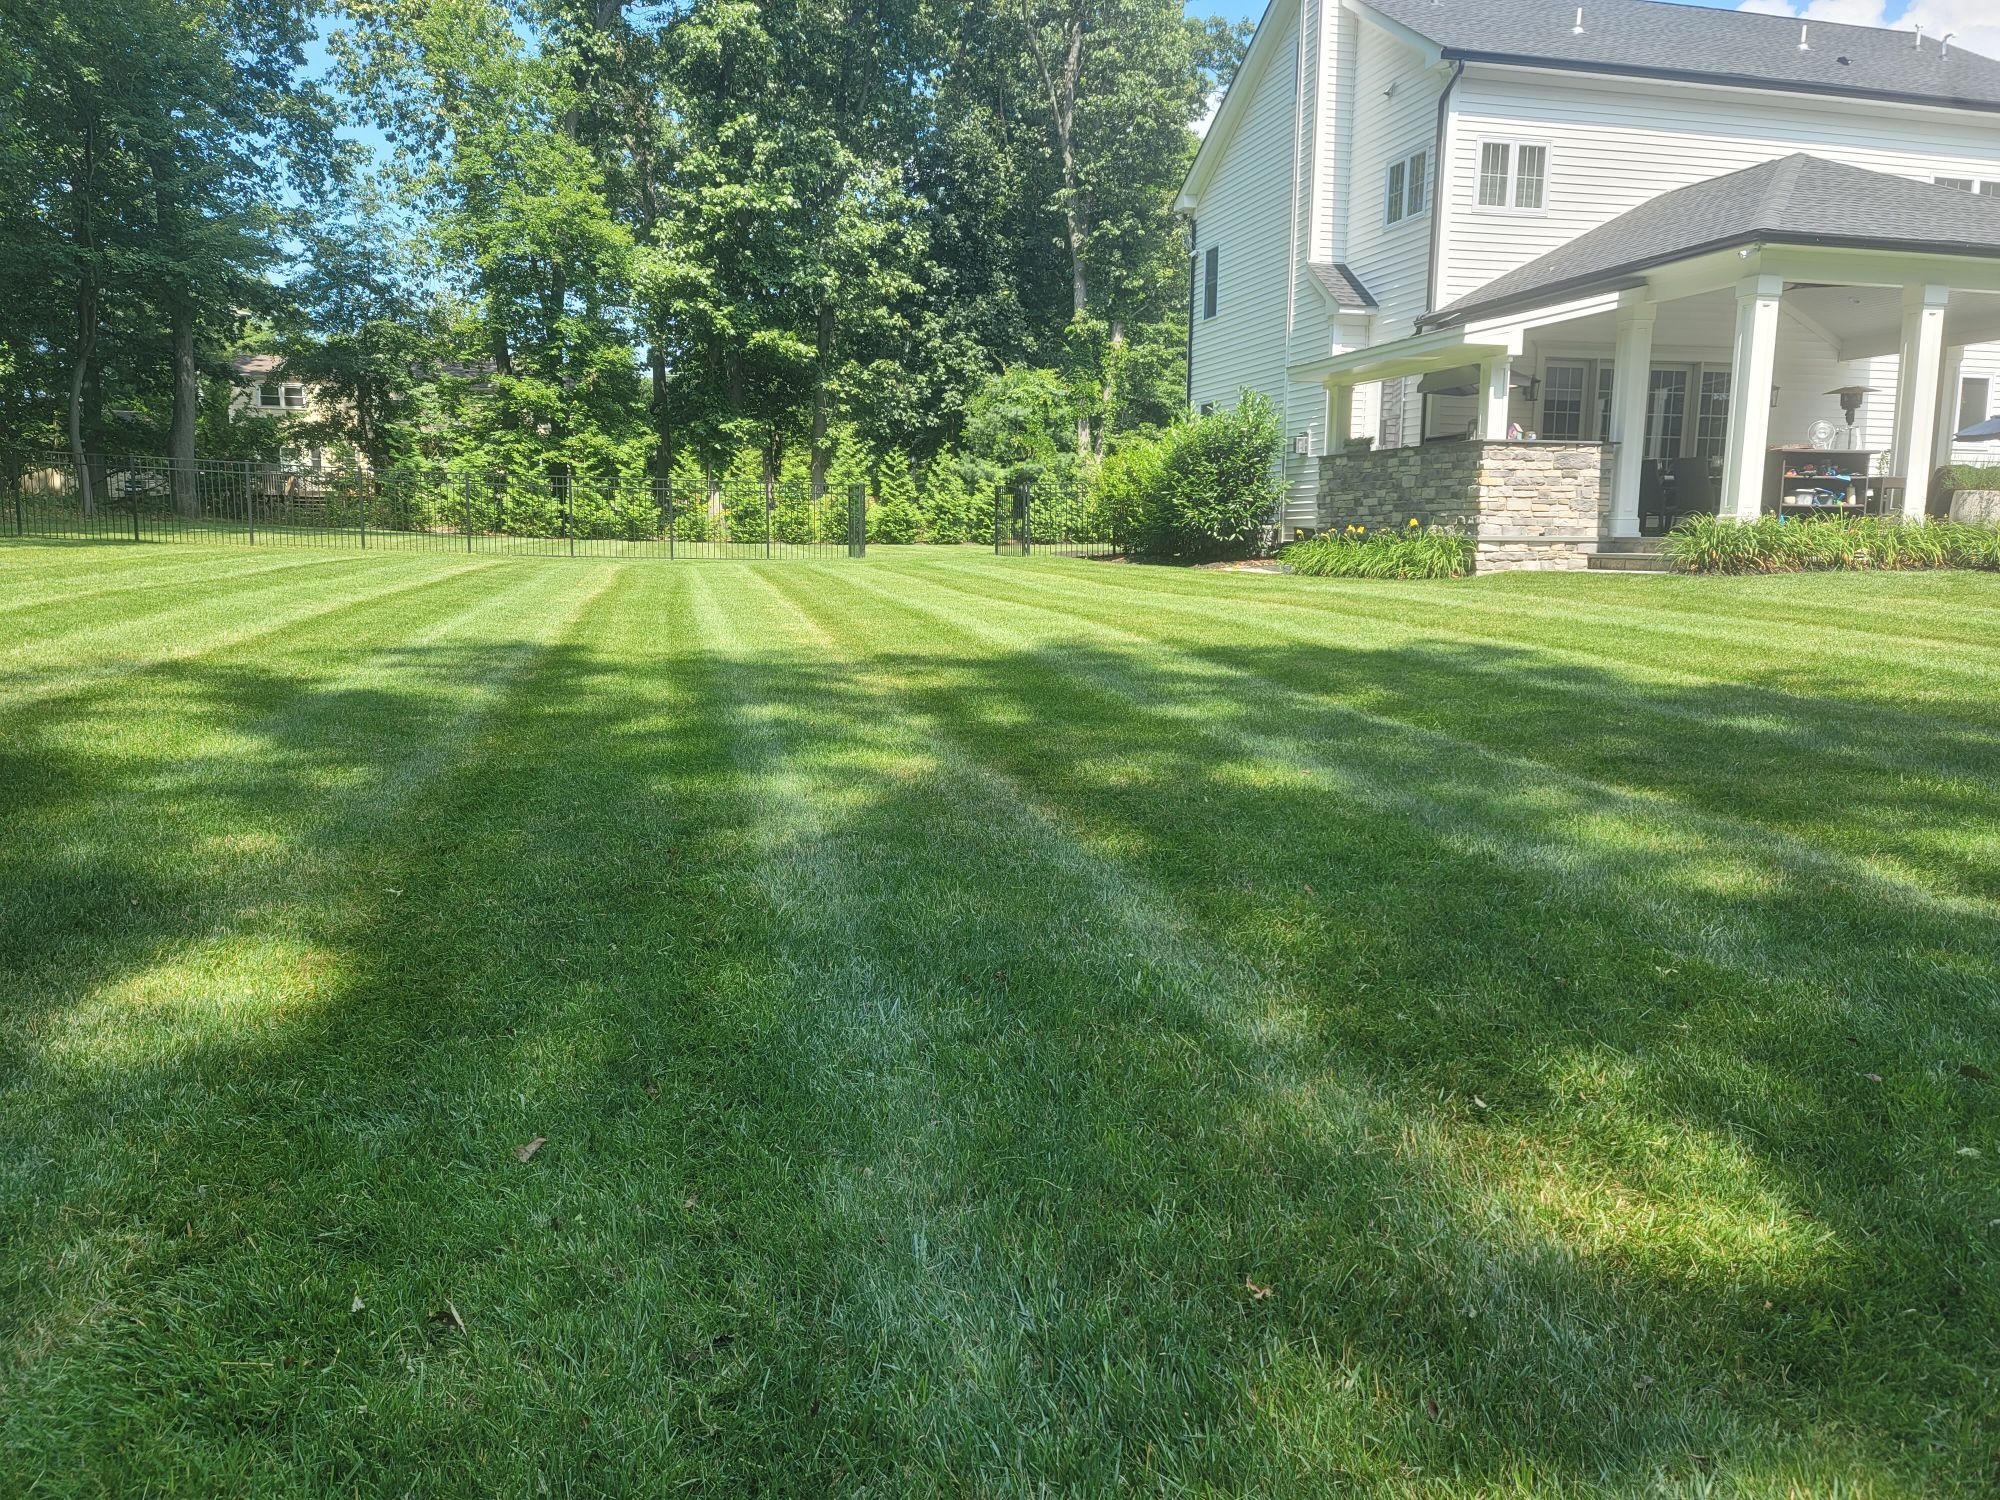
top-left (1179, 0), bottom-right (2000, 567)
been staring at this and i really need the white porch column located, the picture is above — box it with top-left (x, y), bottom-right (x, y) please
top-left (1328, 381), bottom-right (1355, 453)
top-left (1608, 296), bottom-right (1655, 538)
top-left (1934, 344), bottom-right (1967, 472)
top-left (1477, 354), bottom-right (1512, 440)
top-left (1892, 283), bottom-right (1949, 520)
top-left (1719, 274), bottom-right (1785, 521)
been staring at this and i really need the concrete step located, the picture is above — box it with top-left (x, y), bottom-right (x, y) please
top-left (1587, 550), bottom-right (1672, 573)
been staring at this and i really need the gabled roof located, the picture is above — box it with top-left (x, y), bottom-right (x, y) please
top-left (1362, 0), bottom-right (2000, 113)
top-left (1178, 0), bottom-right (1294, 213)
top-left (1308, 261), bottom-right (1378, 310)
top-left (1424, 154), bottom-right (2000, 328)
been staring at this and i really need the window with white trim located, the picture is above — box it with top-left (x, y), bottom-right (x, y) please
top-left (1385, 148), bottom-right (1429, 225)
top-left (1540, 362), bottom-right (1587, 441)
top-left (1960, 375), bottom-right (1992, 433)
top-left (1476, 140), bottom-right (1548, 213)
top-left (1937, 175), bottom-right (2000, 195)
top-left (1695, 371), bottom-right (1732, 459)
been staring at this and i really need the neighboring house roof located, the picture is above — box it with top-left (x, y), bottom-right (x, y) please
top-left (230, 353), bottom-right (288, 378)
top-left (1361, 0), bottom-right (2000, 113)
top-left (1308, 262), bottom-right (1378, 310)
top-left (1423, 154), bottom-right (2000, 328)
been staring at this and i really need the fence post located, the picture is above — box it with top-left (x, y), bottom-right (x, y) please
top-left (129, 477), bottom-right (140, 543)
top-left (849, 482), bottom-right (866, 558)
top-left (764, 478), bottom-right (774, 558)
top-left (992, 486), bottom-right (1003, 554)
top-left (245, 464), bottom-right (255, 546)
top-left (359, 478), bottom-right (368, 548)
top-left (465, 477), bottom-right (474, 551)
top-left (1018, 477), bottom-right (1034, 557)
top-left (563, 483), bottom-right (574, 558)
top-left (667, 481), bottom-right (676, 560)
top-left (12, 483), bottom-right (22, 537)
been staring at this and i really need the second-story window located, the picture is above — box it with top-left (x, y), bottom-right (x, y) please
top-left (1385, 148), bottom-right (1429, 225)
top-left (1476, 140), bottom-right (1549, 213)
top-left (1937, 175), bottom-right (2000, 195)
top-left (1203, 246), bottom-right (1218, 319)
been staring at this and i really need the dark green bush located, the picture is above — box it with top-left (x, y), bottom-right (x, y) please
top-left (1944, 464), bottom-right (2000, 491)
top-left (1132, 391), bottom-right (1283, 560)
top-left (1283, 521), bottom-right (1473, 580)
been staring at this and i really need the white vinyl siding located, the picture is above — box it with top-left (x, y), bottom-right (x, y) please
top-left (1440, 68), bottom-right (2000, 307)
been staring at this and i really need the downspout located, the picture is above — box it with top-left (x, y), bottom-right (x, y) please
top-left (1421, 59), bottom-right (1464, 444)
top-left (1279, 0), bottom-right (1309, 529)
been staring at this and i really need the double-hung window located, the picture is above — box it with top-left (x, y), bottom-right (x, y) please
top-left (1476, 140), bottom-right (1549, 213)
top-left (1385, 148), bottom-right (1429, 225)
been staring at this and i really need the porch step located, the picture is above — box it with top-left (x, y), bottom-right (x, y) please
top-left (1587, 549), bottom-right (1672, 573)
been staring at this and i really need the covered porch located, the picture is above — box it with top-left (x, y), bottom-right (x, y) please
top-left (1292, 156), bottom-right (2000, 568)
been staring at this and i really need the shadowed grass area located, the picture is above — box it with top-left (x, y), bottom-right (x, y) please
top-left (1, 542), bottom-right (1996, 1496)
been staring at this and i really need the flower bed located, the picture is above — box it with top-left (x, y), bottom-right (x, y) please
top-left (1663, 515), bottom-right (2000, 574)
top-left (1283, 521), bottom-right (1474, 580)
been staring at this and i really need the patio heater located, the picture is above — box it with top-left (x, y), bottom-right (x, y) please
top-left (1824, 385), bottom-right (1876, 446)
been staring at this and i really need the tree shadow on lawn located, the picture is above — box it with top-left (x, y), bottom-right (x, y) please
top-left (896, 561), bottom-right (2000, 907)
top-left (1, 605), bottom-right (1996, 1492)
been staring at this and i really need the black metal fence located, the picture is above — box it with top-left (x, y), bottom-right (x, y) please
top-left (992, 476), bottom-right (1122, 558)
top-left (2, 454), bottom-right (868, 559)
top-left (2, 453), bottom-right (1132, 561)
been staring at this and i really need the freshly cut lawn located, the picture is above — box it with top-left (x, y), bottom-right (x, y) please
top-left (1, 542), bottom-right (1996, 1497)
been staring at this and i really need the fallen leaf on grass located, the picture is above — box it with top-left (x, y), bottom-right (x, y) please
top-left (683, 1196), bottom-right (698, 1210)
top-left (431, 1300), bottom-right (467, 1334)
top-left (350, 1294), bottom-right (365, 1314)
top-left (643, 1080), bottom-right (661, 1100)
top-left (1471, 1096), bottom-right (1489, 1111)
top-left (1959, 1063), bottom-right (1992, 1082)
top-left (1957, 1146), bottom-right (1984, 1159)
top-left (1860, 1073), bottom-right (1883, 1084)
top-left (1244, 1278), bottom-right (1273, 1301)
top-left (514, 1136), bottom-right (547, 1163)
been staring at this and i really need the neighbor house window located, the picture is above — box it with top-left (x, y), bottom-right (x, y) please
top-left (258, 383), bottom-right (281, 408)
top-left (1203, 246), bottom-right (1218, 319)
top-left (1476, 140), bottom-right (1549, 212)
top-left (1695, 371), bottom-right (1732, 459)
top-left (1936, 174), bottom-right (2000, 195)
top-left (1386, 149), bottom-right (1429, 225)
top-left (282, 384), bottom-right (306, 410)
top-left (1960, 375), bottom-right (1991, 432)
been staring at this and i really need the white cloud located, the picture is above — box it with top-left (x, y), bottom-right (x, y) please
top-left (1738, 0), bottom-right (2000, 63)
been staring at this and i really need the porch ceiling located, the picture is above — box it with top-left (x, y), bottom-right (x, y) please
top-left (1504, 283), bottom-right (2000, 362)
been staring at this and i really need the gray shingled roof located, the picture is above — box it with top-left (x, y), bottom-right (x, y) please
top-left (1423, 154), bottom-right (2000, 328)
top-left (1364, 0), bottom-right (2000, 112)
top-left (1308, 261), bottom-right (1378, 309)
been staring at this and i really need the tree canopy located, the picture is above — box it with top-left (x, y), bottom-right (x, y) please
top-left (1, 0), bottom-right (1253, 490)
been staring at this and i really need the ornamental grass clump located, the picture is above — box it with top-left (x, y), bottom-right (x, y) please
top-left (1284, 519), bottom-right (1474, 580)
top-left (1664, 514), bottom-right (2000, 573)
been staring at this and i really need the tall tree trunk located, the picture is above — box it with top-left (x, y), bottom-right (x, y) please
top-left (169, 297), bottom-right (199, 516)
top-left (809, 301), bottom-right (835, 497)
top-left (67, 282), bottom-right (97, 515)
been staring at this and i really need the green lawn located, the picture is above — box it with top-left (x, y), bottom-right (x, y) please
top-left (2, 542), bottom-right (1996, 1496)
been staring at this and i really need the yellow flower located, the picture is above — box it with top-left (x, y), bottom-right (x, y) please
top-left (1408, 517), bottom-right (1419, 527)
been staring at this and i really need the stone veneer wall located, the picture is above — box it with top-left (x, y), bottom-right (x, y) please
top-left (1318, 441), bottom-right (1614, 573)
